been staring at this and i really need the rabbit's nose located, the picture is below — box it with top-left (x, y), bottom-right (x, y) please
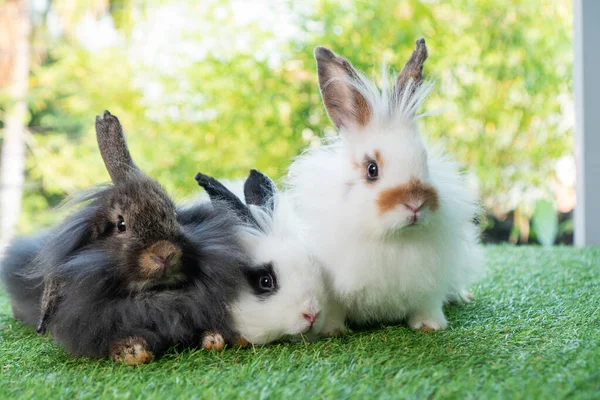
top-left (303, 312), bottom-right (320, 327)
top-left (146, 241), bottom-right (183, 271)
top-left (151, 256), bottom-right (168, 271)
top-left (403, 200), bottom-right (426, 214)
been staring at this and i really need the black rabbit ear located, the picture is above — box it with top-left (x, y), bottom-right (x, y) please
top-left (195, 172), bottom-right (256, 225)
top-left (244, 169), bottom-right (276, 213)
top-left (95, 110), bottom-right (139, 184)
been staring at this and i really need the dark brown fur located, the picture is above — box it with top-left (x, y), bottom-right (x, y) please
top-left (2, 111), bottom-right (248, 362)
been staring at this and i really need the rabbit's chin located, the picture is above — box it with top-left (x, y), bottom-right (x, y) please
top-left (379, 212), bottom-right (434, 238)
top-left (127, 272), bottom-right (188, 292)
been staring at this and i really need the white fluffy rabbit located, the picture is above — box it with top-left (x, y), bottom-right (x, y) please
top-left (196, 170), bottom-right (346, 344)
top-left (286, 38), bottom-right (484, 330)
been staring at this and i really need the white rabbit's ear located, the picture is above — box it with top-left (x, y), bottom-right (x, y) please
top-left (393, 38), bottom-right (428, 110)
top-left (314, 46), bottom-right (371, 130)
top-left (244, 169), bottom-right (276, 213)
top-left (95, 110), bottom-right (140, 184)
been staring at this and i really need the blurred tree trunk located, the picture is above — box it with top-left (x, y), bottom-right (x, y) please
top-left (0, 0), bottom-right (31, 250)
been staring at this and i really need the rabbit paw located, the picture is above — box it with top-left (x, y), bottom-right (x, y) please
top-left (408, 308), bottom-right (448, 331)
top-left (109, 337), bottom-right (155, 366)
top-left (201, 331), bottom-right (225, 351)
top-left (233, 336), bottom-right (250, 348)
top-left (408, 318), bottom-right (447, 331)
top-left (323, 328), bottom-right (346, 338)
top-left (320, 321), bottom-right (349, 338)
top-left (448, 290), bottom-right (474, 304)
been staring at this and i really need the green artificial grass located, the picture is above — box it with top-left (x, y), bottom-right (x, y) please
top-left (1, 246), bottom-right (599, 399)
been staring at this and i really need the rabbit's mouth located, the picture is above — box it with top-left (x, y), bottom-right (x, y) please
top-left (407, 214), bottom-right (420, 226)
top-left (129, 270), bottom-right (188, 291)
top-left (139, 241), bottom-right (184, 280)
top-left (384, 219), bottom-right (427, 238)
top-left (154, 271), bottom-right (187, 285)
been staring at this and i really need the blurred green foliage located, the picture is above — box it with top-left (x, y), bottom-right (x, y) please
top-left (0, 0), bottom-right (573, 234)
top-left (531, 199), bottom-right (559, 246)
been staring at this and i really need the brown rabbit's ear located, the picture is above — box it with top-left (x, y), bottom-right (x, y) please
top-left (315, 46), bottom-right (372, 129)
top-left (393, 38), bottom-right (428, 106)
top-left (95, 110), bottom-right (139, 184)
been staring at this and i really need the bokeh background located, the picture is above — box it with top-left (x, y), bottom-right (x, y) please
top-left (0, 0), bottom-right (574, 246)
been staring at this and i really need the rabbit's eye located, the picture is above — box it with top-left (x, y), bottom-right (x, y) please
top-left (259, 274), bottom-right (275, 291)
top-left (117, 215), bottom-right (127, 233)
top-left (366, 162), bottom-right (379, 180)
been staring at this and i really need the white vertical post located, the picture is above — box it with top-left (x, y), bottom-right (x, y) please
top-left (574, 0), bottom-right (600, 247)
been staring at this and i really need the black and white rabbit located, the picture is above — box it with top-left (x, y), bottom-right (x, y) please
top-left (196, 170), bottom-right (346, 344)
top-left (286, 39), bottom-right (484, 330)
top-left (1, 111), bottom-right (249, 364)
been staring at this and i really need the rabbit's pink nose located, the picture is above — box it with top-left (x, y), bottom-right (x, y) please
top-left (403, 200), bottom-right (426, 214)
top-left (303, 312), bottom-right (320, 327)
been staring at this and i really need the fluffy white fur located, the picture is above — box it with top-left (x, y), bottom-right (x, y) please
top-left (286, 60), bottom-right (484, 329)
top-left (229, 191), bottom-right (346, 344)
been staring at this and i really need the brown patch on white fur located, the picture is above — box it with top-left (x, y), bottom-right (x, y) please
top-left (376, 177), bottom-right (439, 215)
top-left (109, 336), bottom-right (155, 365)
top-left (139, 241), bottom-right (182, 279)
top-left (373, 150), bottom-right (385, 171)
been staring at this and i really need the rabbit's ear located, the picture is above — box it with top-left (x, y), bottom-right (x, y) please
top-left (393, 38), bottom-right (428, 108)
top-left (315, 46), bottom-right (372, 129)
top-left (36, 278), bottom-right (61, 334)
top-left (95, 110), bottom-right (139, 184)
top-left (244, 169), bottom-right (276, 213)
top-left (195, 172), bottom-right (256, 225)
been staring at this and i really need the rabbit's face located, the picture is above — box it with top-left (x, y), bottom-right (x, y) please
top-left (344, 123), bottom-right (439, 236)
top-left (98, 175), bottom-right (188, 290)
top-left (195, 168), bottom-right (330, 344)
top-left (232, 236), bottom-right (326, 344)
top-left (312, 41), bottom-right (438, 237)
top-left (91, 111), bottom-right (191, 291)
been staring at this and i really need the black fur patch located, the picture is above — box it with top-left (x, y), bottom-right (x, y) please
top-left (195, 172), bottom-right (257, 226)
top-left (244, 169), bottom-right (276, 213)
top-left (244, 263), bottom-right (279, 299)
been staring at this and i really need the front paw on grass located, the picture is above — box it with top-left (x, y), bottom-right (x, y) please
top-left (408, 317), bottom-right (447, 331)
top-left (201, 331), bottom-right (225, 351)
top-left (447, 290), bottom-right (474, 304)
top-left (233, 336), bottom-right (250, 348)
top-left (109, 336), bottom-right (155, 366)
